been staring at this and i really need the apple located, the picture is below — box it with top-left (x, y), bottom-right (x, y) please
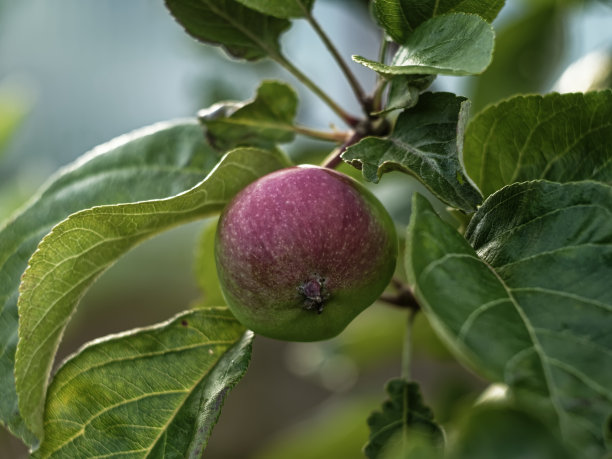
top-left (215, 165), bottom-right (397, 341)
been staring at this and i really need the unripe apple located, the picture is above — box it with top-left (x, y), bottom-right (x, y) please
top-left (215, 165), bottom-right (397, 341)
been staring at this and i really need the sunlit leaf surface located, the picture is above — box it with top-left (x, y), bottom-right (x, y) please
top-left (354, 14), bottom-right (494, 77)
top-left (15, 147), bottom-right (290, 441)
top-left (35, 307), bottom-right (252, 458)
top-left (0, 120), bottom-right (217, 447)
top-left (373, 0), bottom-right (504, 43)
top-left (464, 91), bottom-right (612, 197)
top-left (199, 80), bottom-right (298, 151)
top-left (165, 0), bottom-right (290, 61)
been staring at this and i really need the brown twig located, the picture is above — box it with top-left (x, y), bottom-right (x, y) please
top-left (320, 129), bottom-right (364, 169)
top-left (320, 116), bottom-right (390, 169)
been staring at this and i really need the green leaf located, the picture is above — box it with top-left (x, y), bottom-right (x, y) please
top-left (379, 74), bottom-right (436, 114)
top-left (233, 0), bottom-right (314, 18)
top-left (371, 0), bottom-right (410, 45)
top-left (353, 13), bottom-right (494, 77)
top-left (405, 181), bottom-right (612, 456)
top-left (199, 80), bottom-right (298, 151)
top-left (195, 218), bottom-right (226, 306)
top-left (0, 120), bottom-right (217, 447)
top-left (364, 379), bottom-right (444, 459)
top-left (464, 91), bottom-right (612, 198)
top-left (373, 0), bottom-right (504, 43)
top-left (449, 403), bottom-right (572, 459)
top-left (15, 147), bottom-right (290, 442)
top-left (342, 92), bottom-right (482, 212)
top-left (165, 0), bottom-right (290, 61)
top-left (34, 307), bottom-right (252, 458)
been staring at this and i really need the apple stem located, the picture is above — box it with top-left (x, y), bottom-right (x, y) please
top-left (321, 130), bottom-right (363, 169)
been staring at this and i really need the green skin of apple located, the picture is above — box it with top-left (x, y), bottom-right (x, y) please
top-left (215, 165), bottom-right (398, 341)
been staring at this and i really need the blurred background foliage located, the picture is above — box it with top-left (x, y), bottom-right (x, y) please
top-left (0, 0), bottom-right (611, 457)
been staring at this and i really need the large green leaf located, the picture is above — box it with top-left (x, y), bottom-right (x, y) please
top-left (0, 120), bottom-right (217, 447)
top-left (34, 307), bottom-right (252, 458)
top-left (165, 0), bottom-right (290, 61)
top-left (364, 379), bottom-right (443, 459)
top-left (199, 80), bottom-right (298, 151)
top-left (373, 0), bottom-right (504, 44)
top-left (15, 147), bottom-right (290, 442)
top-left (464, 91), bottom-right (612, 197)
top-left (405, 181), bottom-right (612, 456)
top-left (353, 13), bottom-right (494, 77)
top-left (233, 0), bottom-right (314, 18)
top-left (342, 92), bottom-right (482, 212)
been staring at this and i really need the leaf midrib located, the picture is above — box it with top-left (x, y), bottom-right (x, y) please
top-left (481, 257), bottom-right (569, 437)
top-left (45, 389), bottom-right (186, 457)
top-left (209, 117), bottom-right (294, 132)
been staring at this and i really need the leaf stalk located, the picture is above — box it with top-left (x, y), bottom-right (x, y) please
top-left (293, 125), bottom-right (349, 143)
top-left (274, 54), bottom-right (360, 127)
top-left (299, 2), bottom-right (371, 116)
